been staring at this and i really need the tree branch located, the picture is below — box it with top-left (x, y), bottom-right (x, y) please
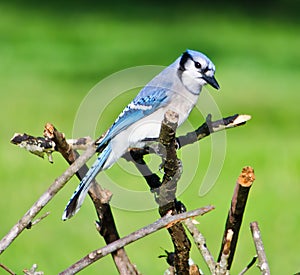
top-left (217, 166), bottom-right (256, 269)
top-left (157, 111), bottom-right (181, 209)
top-left (176, 114), bottom-right (251, 149)
top-left (0, 263), bottom-right (16, 275)
top-left (0, 141), bottom-right (96, 255)
top-left (125, 113), bottom-right (252, 273)
top-left (7, 113), bottom-right (252, 272)
top-left (184, 219), bottom-right (216, 273)
top-left (43, 123), bottom-right (139, 275)
top-left (238, 256), bottom-right (257, 275)
top-left (250, 222), bottom-right (270, 275)
top-left (10, 114), bottom-right (251, 164)
top-left (59, 205), bottom-right (214, 275)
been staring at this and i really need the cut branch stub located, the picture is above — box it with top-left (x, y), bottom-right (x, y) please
top-left (157, 110), bottom-right (180, 211)
top-left (218, 166), bottom-right (255, 269)
top-left (177, 114), bottom-right (251, 148)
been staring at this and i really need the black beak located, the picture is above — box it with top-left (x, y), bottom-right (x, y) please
top-left (202, 75), bottom-right (220, 90)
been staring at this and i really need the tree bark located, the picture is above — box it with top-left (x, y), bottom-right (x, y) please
top-left (217, 166), bottom-right (255, 269)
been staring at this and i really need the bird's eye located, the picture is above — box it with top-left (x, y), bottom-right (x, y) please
top-left (194, 62), bottom-right (202, 69)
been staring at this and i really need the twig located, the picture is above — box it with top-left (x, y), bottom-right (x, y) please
top-left (217, 166), bottom-right (255, 269)
top-left (11, 114), bottom-right (251, 164)
top-left (26, 212), bottom-right (51, 229)
top-left (43, 123), bottom-right (139, 275)
top-left (250, 222), bottom-right (270, 275)
top-left (0, 263), bottom-right (16, 275)
top-left (59, 205), bottom-right (214, 275)
top-left (184, 219), bottom-right (216, 273)
top-left (176, 114), bottom-right (251, 148)
top-left (238, 256), bottom-right (258, 275)
top-left (0, 144), bottom-right (97, 255)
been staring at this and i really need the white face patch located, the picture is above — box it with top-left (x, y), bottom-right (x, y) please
top-left (181, 70), bottom-right (204, 94)
top-left (204, 69), bottom-right (214, 77)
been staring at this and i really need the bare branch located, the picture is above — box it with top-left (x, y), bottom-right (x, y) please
top-left (0, 263), bottom-right (16, 275)
top-left (177, 114), bottom-right (251, 148)
top-left (157, 110), bottom-right (181, 209)
top-left (157, 110), bottom-right (191, 275)
top-left (26, 212), bottom-right (51, 229)
top-left (184, 219), bottom-right (216, 273)
top-left (218, 166), bottom-right (255, 269)
top-left (6, 124), bottom-right (139, 274)
top-left (10, 114), bottom-right (251, 162)
top-left (7, 113), bottom-right (252, 272)
top-left (250, 222), bottom-right (270, 275)
top-left (238, 256), bottom-right (258, 275)
top-left (43, 123), bottom-right (139, 275)
top-left (59, 205), bottom-right (214, 275)
top-left (125, 113), bottom-right (252, 273)
top-left (0, 144), bottom-right (96, 255)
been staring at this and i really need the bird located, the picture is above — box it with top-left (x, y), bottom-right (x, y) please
top-left (62, 49), bottom-right (220, 220)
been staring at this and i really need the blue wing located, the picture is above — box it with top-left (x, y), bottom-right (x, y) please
top-left (97, 86), bottom-right (170, 150)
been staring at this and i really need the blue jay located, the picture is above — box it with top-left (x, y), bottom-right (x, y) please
top-left (62, 49), bottom-right (219, 220)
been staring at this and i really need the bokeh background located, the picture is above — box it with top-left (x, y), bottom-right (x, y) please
top-left (1, 1), bottom-right (299, 274)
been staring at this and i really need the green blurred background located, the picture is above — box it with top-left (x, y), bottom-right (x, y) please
top-left (0, 1), bottom-right (299, 274)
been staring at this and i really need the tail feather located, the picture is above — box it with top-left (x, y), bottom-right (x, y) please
top-left (62, 145), bottom-right (112, 220)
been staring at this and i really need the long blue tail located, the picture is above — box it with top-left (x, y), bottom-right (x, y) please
top-left (62, 145), bottom-right (112, 220)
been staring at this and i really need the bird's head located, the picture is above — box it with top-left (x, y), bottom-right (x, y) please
top-left (178, 49), bottom-right (220, 94)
